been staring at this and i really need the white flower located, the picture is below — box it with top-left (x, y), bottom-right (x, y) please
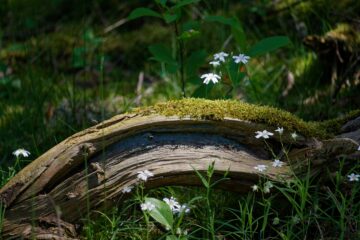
top-left (263, 181), bottom-right (273, 193)
top-left (209, 61), bottom-right (220, 67)
top-left (291, 132), bottom-right (298, 140)
top-left (233, 53), bottom-right (250, 64)
top-left (137, 170), bottom-right (154, 181)
top-left (254, 164), bottom-right (267, 172)
top-left (12, 149), bottom-right (30, 158)
top-left (141, 201), bottom-right (155, 212)
top-left (213, 52), bottom-right (229, 62)
top-left (255, 130), bottom-right (274, 139)
top-left (176, 228), bottom-right (188, 235)
top-left (275, 127), bottom-right (284, 135)
top-left (201, 73), bottom-right (221, 85)
top-left (264, 181), bottom-right (274, 189)
top-left (272, 159), bottom-right (285, 168)
top-left (121, 185), bottom-right (133, 193)
top-left (358, 145), bottom-right (360, 151)
top-left (251, 184), bottom-right (259, 192)
top-left (163, 197), bottom-right (180, 212)
top-left (174, 204), bottom-right (190, 214)
top-left (347, 173), bottom-right (360, 182)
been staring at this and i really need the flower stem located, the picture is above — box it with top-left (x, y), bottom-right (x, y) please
top-left (174, 21), bottom-right (185, 98)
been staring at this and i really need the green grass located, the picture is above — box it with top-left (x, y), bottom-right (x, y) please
top-left (76, 160), bottom-right (359, 239)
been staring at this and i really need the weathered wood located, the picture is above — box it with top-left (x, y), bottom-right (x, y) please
top-left (0, 105), bottom-right (358, 239)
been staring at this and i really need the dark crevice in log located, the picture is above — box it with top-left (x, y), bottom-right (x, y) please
top-left (40, 127), bottom-right (272, 198)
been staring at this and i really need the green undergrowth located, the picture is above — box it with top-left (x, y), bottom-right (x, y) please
top-left (0, 23), bottom-right (170, 70)
top-left (80, 160), bottom-right (360, 240)
top-left (133, 98), bottom-right (360, 139)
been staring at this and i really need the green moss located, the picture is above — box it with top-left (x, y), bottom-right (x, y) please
top-left (326, 23), bottom-right (360, 48)
top-left (132, 98), bottom-right (325, 138)
top-left (316, 109), bottom-right (360, 135)
top-left (133, 98), bottom-right (360, 138)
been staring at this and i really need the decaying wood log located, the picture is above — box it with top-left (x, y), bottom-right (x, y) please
top-left (0, 99), bottom-right (359, 239)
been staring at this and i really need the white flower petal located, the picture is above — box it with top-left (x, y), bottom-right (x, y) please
top-left (163, 196), bottom-right (180, 212)
top-left (214, 52), bottom-right (229, 62)
top-left (13, 149), bottom-right (30, 158)
top-left (201, 73), bottom-right (221, 85)
top-left (254, 164), bottom-right (267, 172)
top-left (233, 53), bottom-right (250, 64)
top-left (209, 61), bottom-right (220, 67)
top-left (275, 127), bottom-right (284, 135)
top-left (122, 185), bottom-right (134, 193)
top-left (348, 173), bottom-right (359, 182)
top-left (141, 202), bottom-right (155, 211)
top-left (255, 130), bottom-right (274, 139)
top-left (272, 159), bottom-right (285, 168)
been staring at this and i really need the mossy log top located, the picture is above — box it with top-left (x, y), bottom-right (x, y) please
top-left (0, 99), bottom-right (359, 239)
top-left (134, 98), bottom-right (360, 138)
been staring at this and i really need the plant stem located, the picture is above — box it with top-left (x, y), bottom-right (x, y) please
top-left (174, 21), bottom-right (185, 97)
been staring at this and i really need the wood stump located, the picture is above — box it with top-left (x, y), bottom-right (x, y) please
top-left (0, 99), bottom-right (359, 239)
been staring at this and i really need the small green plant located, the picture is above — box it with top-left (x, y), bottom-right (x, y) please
top-left (1, 148), bottom-right (31, 186)
top-left (128, 0), bottom-right (203, 97)
top-left (192, 161), bottom-right (229, 240)
top-left (127, 1), bottom-right (291, 99)
top-left (130, 170), bottom-right (192, 240)
top-left (71, 29), bottom-right (103, 69)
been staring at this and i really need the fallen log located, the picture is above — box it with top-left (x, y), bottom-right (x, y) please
top-left (0, 99), bottom-right (359, 239)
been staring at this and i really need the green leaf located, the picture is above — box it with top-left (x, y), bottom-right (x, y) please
top-left (204, 15), bottom-right (238, 27)
top-left (155, 0), bottom-right (167, 7)
top-left (178, 29), bottom-right (200, 40)
top-left (165, 62), bottom-right (178, 74)
top-left (192, 166), bottom-right (209, 188)
top-left (247, 36), bottom-right (291, 57)
top-left (185, 49), bottom-right (207, 76)
top-left (71, 47), bottom-right (86, 68)
top-left (228, 61), bottom-right (246, 87)
top-left (182, 20), bottom-right (200, 32)
top-left (172, 0), bottom-right (200, 9)
top-left (204, 15), bottom-right (246, 50)
top-left (145, 198), bottom-right (174, 230)
top-left (163, 13), bottom-right (179, 23)
top-left (148, 44), bottom-right (177, 65)
top-left (231, 19), bottom-right (247, 50)
top-left (128, 7), bottom-right (162, 20)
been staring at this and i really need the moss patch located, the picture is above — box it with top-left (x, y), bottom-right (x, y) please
top-left (133, 98), bottom-right (360, 138)
top-left (316, 109), bottom-right (360, 135)
top-left (132, 98), bottom-right (325, 138)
